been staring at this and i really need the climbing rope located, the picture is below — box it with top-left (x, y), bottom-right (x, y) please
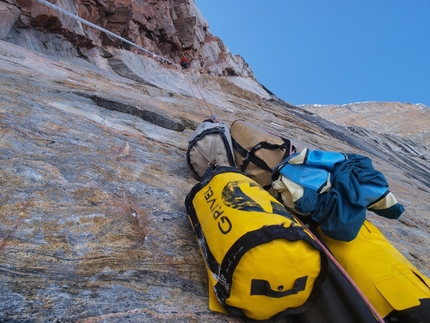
top-left (36, 0), bottom-right (216, 121)
top-left (34, 0), bottom-right (217, 122)
top-left (194, 78), bottom-right (214, 117)
top-left (185, 73), bottom-right (206, 119)
top-left (184, 72), bottom-right (216, 121)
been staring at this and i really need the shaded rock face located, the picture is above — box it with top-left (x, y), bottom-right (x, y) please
top-left (0, 2), bottom-right (429, 323)
top-left (1, 0), bottom-right (254, 78)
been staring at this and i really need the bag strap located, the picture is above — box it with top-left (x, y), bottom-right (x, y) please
top-left (232, 138), bottom-right (292, 173)
top-left (250, 276), bottom-right (308, 298)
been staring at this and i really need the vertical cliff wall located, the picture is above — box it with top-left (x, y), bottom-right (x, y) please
top-left (0, 1), bottom-right (429, 322)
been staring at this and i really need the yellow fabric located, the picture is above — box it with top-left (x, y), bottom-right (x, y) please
top-left (373, 276), bottom-right (420, 310)
top-left (190, 171), bottom-right (322, 321)
top-left (368, 191), bottom-right (398, 210)
top-left (319, 220), bottom-right (430, 318)
top-left (272, 175), bottom-right (305, 213)
top-left (228, 239), bottom-right (320, 320)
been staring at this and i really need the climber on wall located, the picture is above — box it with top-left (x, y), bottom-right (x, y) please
top-left (180, 57), bottom-right (190, 69)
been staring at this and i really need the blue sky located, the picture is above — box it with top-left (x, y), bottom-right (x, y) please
top-left (195, 1), bottom-right (430, 107)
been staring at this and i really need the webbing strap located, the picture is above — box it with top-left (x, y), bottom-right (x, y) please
top-left (251, 276), bottom-right (308, 298)
top-left (248, 154), bottom-right (273, 172)
top-left (231, 138), bottom-right (248, 159)
top-left (232, 138), bottom-right (291, 173)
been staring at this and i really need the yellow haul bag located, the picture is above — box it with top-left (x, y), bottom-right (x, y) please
top-left (185, 167), bottom-right (327, 321)
top-left (318, 220), bottom-right (430, 319)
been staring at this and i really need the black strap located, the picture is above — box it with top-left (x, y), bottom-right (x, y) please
top-left (247, 142), bottom-right (288, 173)
top-left (248, 153), bottom-right (273, 172)
top-left (232, 138), bottom-right (292, 173)
top-left (251, 276), bottom-right (308, 298)
top-left (231, 138), bottom-right (248, 159)
top-left (263, 183), bottom-right (273, 191)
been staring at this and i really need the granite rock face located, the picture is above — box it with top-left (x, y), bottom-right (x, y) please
top-left (2, 0), bottom-right (254, 78)
top-left (0, 1), bottom-right (429, 322)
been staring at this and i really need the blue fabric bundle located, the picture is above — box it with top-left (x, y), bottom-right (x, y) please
top-left (274, 149), bottom-right (405, 241)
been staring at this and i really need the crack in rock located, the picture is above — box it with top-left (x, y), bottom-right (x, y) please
top-left (77, 94), bottom-right (185, 132)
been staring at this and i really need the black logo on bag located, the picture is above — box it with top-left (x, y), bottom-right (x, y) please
top-left (203, 180), bottom-right (294, 235)
top-left (222, 181), bottom-right (294, 220)
top-left (222, 181), bottom-right (266, 212)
